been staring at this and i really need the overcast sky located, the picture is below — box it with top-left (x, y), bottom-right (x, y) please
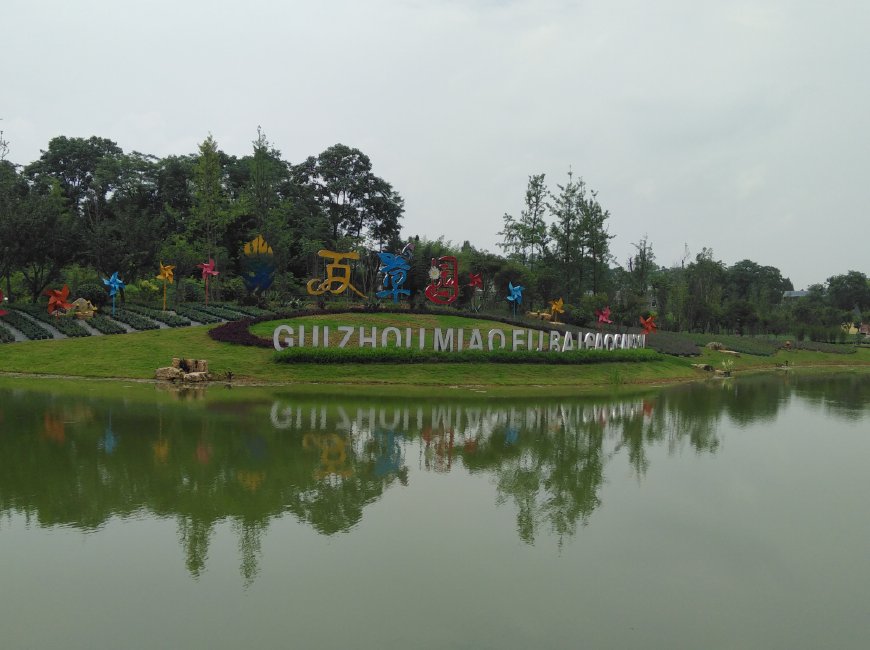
top-left (3, 0), bottom-right (868, 289)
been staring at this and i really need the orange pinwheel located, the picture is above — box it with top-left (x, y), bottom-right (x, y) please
top-left (44, 285), bottom-right (72, 316)
top-left (639, 314), bottom-right (657, 335)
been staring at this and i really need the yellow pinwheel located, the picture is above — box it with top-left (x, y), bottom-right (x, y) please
top-left (156, 262), bottom-right (175, 311)
top-left (549, 297), bottom-right (565, 323)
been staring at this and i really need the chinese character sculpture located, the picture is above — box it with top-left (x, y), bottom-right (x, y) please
top-left (307, 250), bottom-right (366, 298)
top-left (425, 256), bottom-right (459, 305)
top-left (376, 252), bottom-right (411, 303)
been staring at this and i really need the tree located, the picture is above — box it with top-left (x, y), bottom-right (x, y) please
top-left (190, 135), bottom-right (231, 261)
top-left (826, 271), bottom-right (870, 312)
top-left (548, 171), bottom-right (586, 302)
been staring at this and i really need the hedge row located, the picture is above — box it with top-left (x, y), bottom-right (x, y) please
top-left (15, 305), bottom-right (91, 338)
top-left (124, 303), bottom-right (191, 327)
top-left (275, 346), bottom-right (664, 365)
top-left (111, 309), bottom-right (160, 331)
top-left (0, 321), bottom-right (15, 343)
top-left (792, 340), bottom-right (856, 354)
top-left (173, 305), bottom-right (223, 324)
top-left (686, 333), bottom-right (856, 356)
top-left (213, 302), bottom-right (275, 318)
top-left (192, 304), bottom-right (247, 320)
top-left (1, 310), bottom-right (53, 340)
top-left (88, 315), bottom-right (126, 334)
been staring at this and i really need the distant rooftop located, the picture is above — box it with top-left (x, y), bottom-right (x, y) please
top-left (782, 290), bottom-right (809, 299)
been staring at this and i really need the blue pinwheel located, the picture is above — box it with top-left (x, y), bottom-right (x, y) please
top-left (506, 282), bottom-right (524, 317)
top-left (102, 272), bottom-right (125, 316)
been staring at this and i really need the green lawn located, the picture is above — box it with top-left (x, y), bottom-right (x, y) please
top-left (2, 315), bottom-right (868, 395)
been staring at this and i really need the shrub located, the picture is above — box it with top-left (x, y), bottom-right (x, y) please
top-left (173, 305), bottom-right (223, 324)
top-left (77, 282), bottom-right (108, 308)
top-left (275, 346), bottom-right (663, 365)
top-left (0, 321), bottom-right (16, 343)
top-left (15, 305), bottom-right (91, 338)
top-left (124, 303), bottom-right (191, 327)
top-left (112, 309), bottom-right (160, 331)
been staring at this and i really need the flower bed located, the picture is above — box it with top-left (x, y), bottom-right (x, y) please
top-left (15, 305), bottom-right (91, 338)
top-left (1, 310), bottom-right (54, 340)
top-left (172, 305), bottom-right (223, 324)
top-left (112, 309), bottom-right (160, 331)
top-left (124, 303), bottom-right (191, 327)
top-left (0, 321), bottom-right (16, 343)
top-left (88, 315), bottom-right (126, 335)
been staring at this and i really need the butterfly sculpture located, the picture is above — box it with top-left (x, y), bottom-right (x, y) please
top-left (595, 306), bottom-right (613, 325)
top-left (156, 262), bottom-right (175, 311)
top-left (197, 258), bottom-right (219, 305)
top-left (0, 289), bottom-right (8, 316)
top-left (44, 284), bottom-right (73, 317)
top-left (506, 282), bottom-right (524, 317)
top-left (102, 272), bottom-right (125, 316)
top-left (549, 297), bottom-right (565, 323)
top-left (639, 314), bottom-right (658, 335)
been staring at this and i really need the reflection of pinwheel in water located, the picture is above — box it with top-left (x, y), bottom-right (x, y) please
top-left (504, 426), bottom-right (519, 446)
top-left (595, 306), bottom-right (613, 326)
top-left (467, 272), bottom-right (484, 312)
top-left (102, 272), bottom-right (125, 316)
top-left (155, 262), bottom-right (175, 311)
top-left (0, 289), bottom-right (8, 316)
top-left (44, 284), bottom-right (72, 317)
top-left (197, 258), bottom-right (219, 305)
top-left (506, 282), bottom-right (524, 318)
top-left (101, 411), bottom-right (117, 454)
top-left (639, 314), bottom-right (658, 335)
top-left (549, 297), bottom-right (565, 323)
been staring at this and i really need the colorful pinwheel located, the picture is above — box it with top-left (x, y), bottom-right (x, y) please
top-left (197, 258), bottom-right (219, 305)
top-left (156, 262), bottom-right (175, 311)
top-left (549, 297), bottom-right (565, 323)
top-left (44, 284), bottom-right (72, 317)
top-left (639, 314), bottom-right (658, 335)
top-left (0, 289), bottom-right (7, 316)
top-left (506, 282), bottom-right (524, 317)
top-left (595, 306), bottom-right (613, 325)
top-left (102, 272), bottom-right (125, 316)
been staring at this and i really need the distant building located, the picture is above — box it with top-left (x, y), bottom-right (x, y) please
top-left (859, 323), bottom-right (870, 338)
top-left (782, 290), bottom-right (809, 299)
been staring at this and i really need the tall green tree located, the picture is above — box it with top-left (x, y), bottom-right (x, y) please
top-left (190, 135), bottom-right (231, 261)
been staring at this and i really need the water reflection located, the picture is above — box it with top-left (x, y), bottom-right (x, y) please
top-left (0, 373), bottom-right (866, 582)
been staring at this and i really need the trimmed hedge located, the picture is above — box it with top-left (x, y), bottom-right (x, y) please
top-left (793, 340), bottom-right (856, 354)
top-left (685, 333), bottom-right (780, 356)
top-left (124, 303), bottom-right (191, 327)
top-left (1, 310), bottom-right (54, 340)
top-left (0, 321), bottom-right (16, 343)
top-left (15, 305), bottom-right (91, 338)
top-left (173, 305), bottom-right (223, 324)
top-left (275, 346), bottom-right (664, 365)
top-left (191, 304), bottom-right (247, 320)
top-left (112, 309), bottom-right (160, 331)
top-left (642, 331), bottom-right (701, 357)
top-left (89, 315), bottom-right (126, 334)
top-left (214, 302), bottom-right (276, 318)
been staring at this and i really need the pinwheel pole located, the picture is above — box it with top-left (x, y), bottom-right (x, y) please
top-left (156, 262), bottom-right (175, 312)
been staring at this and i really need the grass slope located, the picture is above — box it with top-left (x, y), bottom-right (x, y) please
top-left (1, 313), bottom-right (868, 392)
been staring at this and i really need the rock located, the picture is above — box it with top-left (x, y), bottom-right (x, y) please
top-left (721, 350), bottom-right (741, 357)
top-left (705, 341), bottom-right (724, 350)
top-left (171, 357), bottom-right (181, 369)
top-left (183, 371), bottom-right (210, 383)
top-left (692, 363), bottom-right (714, 371)
top-left (156, 366), bottom-right (184, 381)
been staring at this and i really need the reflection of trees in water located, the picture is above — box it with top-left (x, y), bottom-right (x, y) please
top-left (0, 373), bottom-right (866, 579)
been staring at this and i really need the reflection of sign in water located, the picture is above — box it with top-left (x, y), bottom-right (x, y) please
top-left (306, 250), bottom-right (366, 298)
top-left (303, 433), bottom-right (353, 479)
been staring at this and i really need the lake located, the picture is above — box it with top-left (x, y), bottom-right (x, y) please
top-left (0, 373), bottom-right (868, 649)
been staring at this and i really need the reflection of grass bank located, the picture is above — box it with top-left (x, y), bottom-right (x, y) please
top-left (0, 322), bottom-right (867, 393)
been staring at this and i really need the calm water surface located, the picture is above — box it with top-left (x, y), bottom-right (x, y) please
top-left (0, 374), bottom-right (868, 649)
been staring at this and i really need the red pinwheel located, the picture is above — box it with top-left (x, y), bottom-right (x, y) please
top-left (639, 314), bottom-right (658, 335)
top-left (468, 273), bottom-right (483, 289)
top-left (44, 285), bottom-right (72, 317)
top-left (0, 289), bottom-right (7, 316)
top-left (595, 306), bottom-right (613, 325)
top-left (197, 258), bottom-right (219, 305)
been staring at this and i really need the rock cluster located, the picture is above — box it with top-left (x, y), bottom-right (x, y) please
top-left (155, 358), bottom-right (210, 382)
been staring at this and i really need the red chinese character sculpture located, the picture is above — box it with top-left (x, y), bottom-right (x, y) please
top-left (425, 256), bottom-right (459, 305)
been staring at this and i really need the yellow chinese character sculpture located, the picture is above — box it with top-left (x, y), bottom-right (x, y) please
top-left (306, 249), bottom-right (366, 298)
